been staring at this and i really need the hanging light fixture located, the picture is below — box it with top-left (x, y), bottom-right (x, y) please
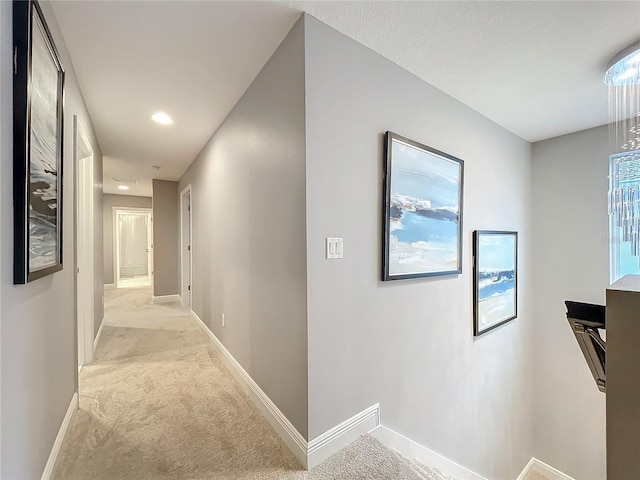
top-left (603, 40), bottom-right (640, 86)
top-left (605, 40), bottom-right (640, 151)
top-left (609, 150), bottom-right (640, 256)
top-left (607, 40), bottom-right (640, 266)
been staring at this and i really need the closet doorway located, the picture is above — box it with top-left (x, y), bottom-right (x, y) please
top-left (114, 208), bottom-right (153, 288)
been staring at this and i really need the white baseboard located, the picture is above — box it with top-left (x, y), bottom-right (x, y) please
top-left (94, 317), bottom-right (105, 350)
top-left (371, 426), bottom-right (488, 480)
top-left (187, 309), bottom-right (557, 479)
top-left (308, 403), bottom-right (380, 469)
top-left (104, 283), bottom-right (115, 289)
top-left (153, 294), bottom-right (181, 304)
top-left (516, 457), bottom-right (575, 480)
top-left (41, 393), bottom-right (78, 480)
top-left (191, 310), bottom-right (308, 467)
top-left (190, 309), bottom-right (380, 470)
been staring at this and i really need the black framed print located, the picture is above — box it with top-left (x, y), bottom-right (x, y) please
top-left (13, 0), bottom-right (65, 284)
top-left (473, 230), bottom-right (518, 336)
top-left (382, 131), bottom-right (464, 281)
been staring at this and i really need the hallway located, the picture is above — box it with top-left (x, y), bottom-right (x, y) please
top-left (55, 287), bottom-right (301, 479)
top-left (54, 287), bottom-right (459, 480)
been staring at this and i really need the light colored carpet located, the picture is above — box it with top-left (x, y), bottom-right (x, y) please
top-left (523, 472), bottom-right (551, 480)
top-left (288, 435), bottom-right (448, 480)
top-left (54, 287), bottom-right (449, 480)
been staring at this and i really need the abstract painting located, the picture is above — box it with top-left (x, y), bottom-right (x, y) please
top-left (473, 231), bottom-right (518, 336)
top-left (382, 131), bottom-right (464, 280)
top-left (13, 0), bottom-right (65, 283)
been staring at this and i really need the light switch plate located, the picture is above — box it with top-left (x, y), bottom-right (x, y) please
top-left (326, 237), bottom-right (344, 259)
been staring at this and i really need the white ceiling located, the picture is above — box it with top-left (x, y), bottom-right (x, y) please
top-left (51, 1), bottom-right (640, 196)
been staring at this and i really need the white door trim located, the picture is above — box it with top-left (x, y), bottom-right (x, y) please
top-left (180, 185), bottom-right (192, 307)
top-left (113, 207), bottom-right (153, 288)
top-left (74, 116), bottom-right (95, 370)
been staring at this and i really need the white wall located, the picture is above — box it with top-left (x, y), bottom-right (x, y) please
top-left (178, 18), bottom-right (308, 439)
top-left (532, 125), bottom-right (609, 480)
top-left (304, 16), bottom-right (533, 479)
top-left (0, 2), bottom-right (102, 477)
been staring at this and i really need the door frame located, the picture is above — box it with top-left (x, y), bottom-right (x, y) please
top-left (180, 185), bottom-right (192, 307)
top-left (74, 116), bottom-right (95, 371)
top-left (113, 207), bottom-right (153, 288)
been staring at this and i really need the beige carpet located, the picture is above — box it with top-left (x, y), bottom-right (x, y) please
top-left (523, 472), bottom-right (551, 480)
top-left (289, 436), bottom-right (451, 480)
top-left (54, 287), bottom-right (449, 480)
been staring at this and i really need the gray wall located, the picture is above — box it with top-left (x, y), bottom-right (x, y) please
top-left (178, 18), bottom-right (308, 438)
top-left (103, 194), bottom-right (152, 286)
top-left (606, 275), bottom-right (640, 479)
top-left (152, 180), bottom-right (179, 297)
top-left (532, 125), bottom-right (609, 480)
top-left (0, 1), bottom-right (103, 477)
top-left (304, 16), bottom-right (533, 479)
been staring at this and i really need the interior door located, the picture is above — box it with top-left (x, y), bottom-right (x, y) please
top-left (187, 193), bottom-right (191, 305)
top-left (76, 118), bottom-right (94, 370)
top-left (116, 210), bottom-right (152, 288)
top-left (181, 188), bottom-right (192, 306)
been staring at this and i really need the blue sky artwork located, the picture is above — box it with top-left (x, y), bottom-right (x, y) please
top-left (477, 233), bottom-right (516, 332)
top-left (388, 138), bottom-right (461, 276)
top-left (478, 234), bottom-right (516, 273)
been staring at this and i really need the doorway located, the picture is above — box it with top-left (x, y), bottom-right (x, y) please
top-left (180, 186), bottom-right (192, 307)
top-left (114, 208), bottom-right (153, 288)
top-left (75, 116), bottom-right (95, 371)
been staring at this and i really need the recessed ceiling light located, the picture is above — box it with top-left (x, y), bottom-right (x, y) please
top-left (118, 185), bottom-right (130, 191)
top-left (604, 40), bottom-right (640, 86)
top-left (152, 112), bottom-right (173, 125)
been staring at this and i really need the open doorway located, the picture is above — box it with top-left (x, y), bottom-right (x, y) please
top-left (75, 116), bottom-right (95, 371)
top-left (114, 208), bottom-right (153, 288)
top-left (180, 185), bottom-right (192, 307)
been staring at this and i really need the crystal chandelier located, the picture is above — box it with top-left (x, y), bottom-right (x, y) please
top-left (609, 150), bottom-right (640, 256)
top-left (607, 40), bottom-right (640, 259)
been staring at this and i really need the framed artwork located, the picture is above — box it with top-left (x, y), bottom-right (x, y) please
top-left (473, 230), bottom-right (518, 336)
top-left (13, 0), bottom-right (65, 284)
top-left (382, 131), bottom-right (464, 280)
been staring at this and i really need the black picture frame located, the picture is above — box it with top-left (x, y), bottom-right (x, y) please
top-left (13, 0), bottom-right (65, 284)
top-left (382, 131), bottom-right (464, 281)
top-left (473, 230), bottom-right (518, 336)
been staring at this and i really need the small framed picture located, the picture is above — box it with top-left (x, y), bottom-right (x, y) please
top-left (473, 231), bottom-right (518, 336)
top-left (382, 131), bottom-right (464, 280)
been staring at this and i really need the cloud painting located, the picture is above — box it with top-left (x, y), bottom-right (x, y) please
top-left (384, 134), bottom-right (463, 279)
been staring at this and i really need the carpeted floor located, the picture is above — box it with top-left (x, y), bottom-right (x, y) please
top-left (524, 472), bottom-right (550, 480)
top-left (289, 435), bottom-right (450, 480)
top-left (54, 287), bottom-right (448, 480)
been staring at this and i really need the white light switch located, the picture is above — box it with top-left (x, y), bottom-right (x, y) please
top-left (326, 237), bottom-right (344, 259)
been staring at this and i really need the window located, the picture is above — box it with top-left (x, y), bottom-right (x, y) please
top-left (609, 150), bottom-right (640, 282)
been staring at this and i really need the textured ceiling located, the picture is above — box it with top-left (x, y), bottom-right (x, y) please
top-left (50, 1), bottom-right (640, 196)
